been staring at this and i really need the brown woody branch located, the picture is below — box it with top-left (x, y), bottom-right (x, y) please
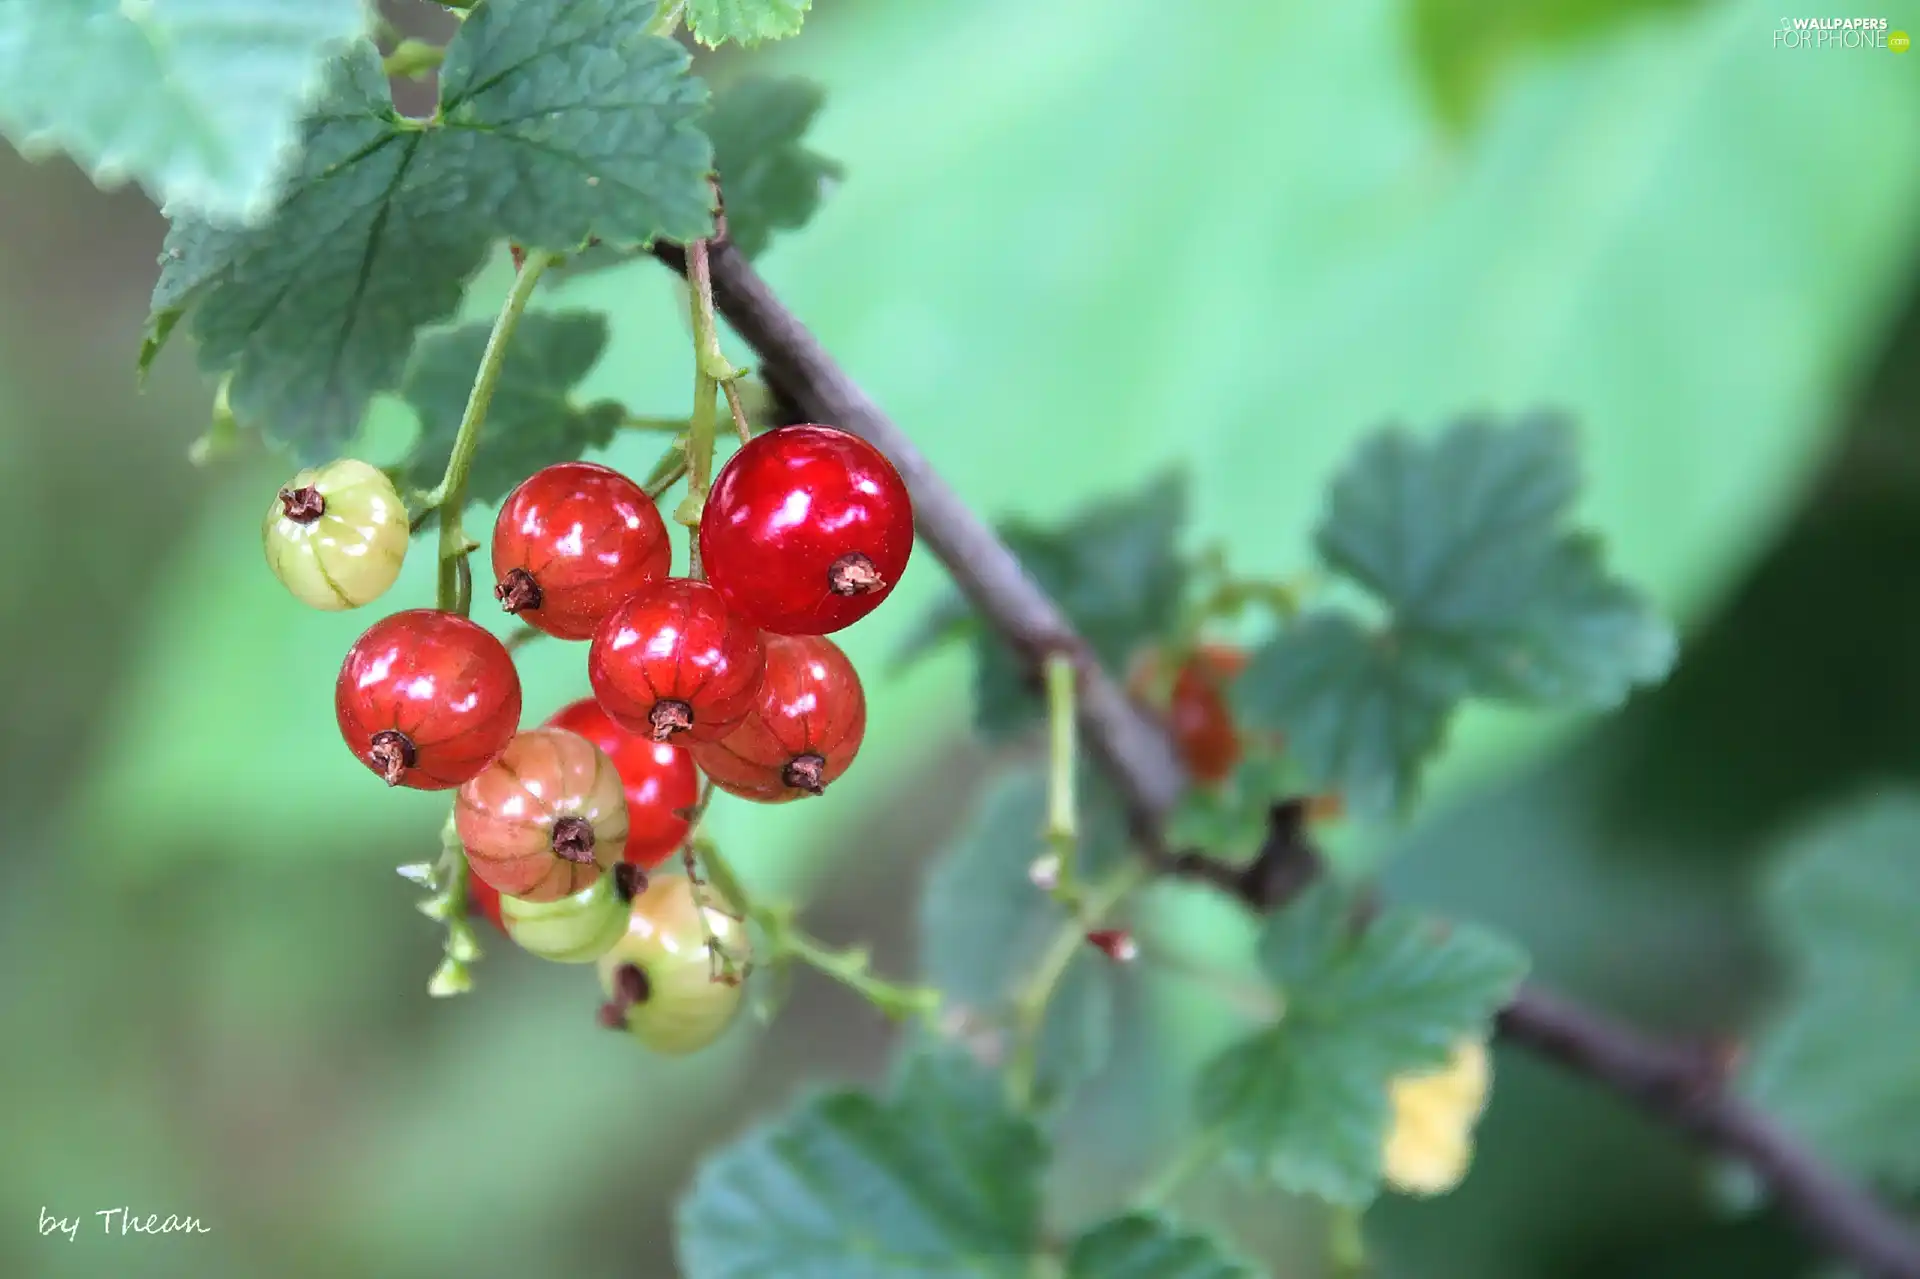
top-left (652, 238), bottom-right (1920, 1279)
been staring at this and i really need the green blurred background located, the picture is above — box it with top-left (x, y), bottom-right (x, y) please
top-left (4, 0), bottom-right (1918, 1274)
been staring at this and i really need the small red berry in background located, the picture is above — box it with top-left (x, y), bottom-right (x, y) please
top-left (336, 609), bottom-right (522, 789)
top-left (698, 424), bottom-right (914, 636)
top-left (547, 697), bottom-right (700, 869)
top-left (588, 578), bottom-right (766, 745)
top-left (491, 461), bottom-right (672, 640)
top-left (468, 872), bottom-right (504, 932)
top-left (1129, 644), bottom-right (1247, 785)
top-left (456, 727), bottom-right (629, 901)
top-left (689, 634), bottom-right (867, 803)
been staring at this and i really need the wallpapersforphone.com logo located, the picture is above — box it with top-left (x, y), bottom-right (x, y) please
top-left (1773, 16), bottom-right (1910, 49)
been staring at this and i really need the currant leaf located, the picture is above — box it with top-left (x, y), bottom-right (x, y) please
top-left (1197, 884), bottom-right (1527, 1205)
top-left (686, 0), bottom-right (812, 48)
top-left (1742, 793), bottom-right (1920, 1192)
top-left (1236, 416), bottom-right (1674, 816)
top-left (399, 311), bottom-right (624, 509)
top-left (142, 0), bottom-right (712, 462)
top-left (709, 77), bottom-right (843, 260)
top-left (676, 1049), bottom-right (1045, 1277)
top-left (1164, 751), bottom-right (1313, 866)
top-left (1065, 1214), bottom-right (1258, 1278)
top-left (905, 470), bottom-right (1188, 737)
top-left (0, 0), bottom-right (369, 223)
top-left (921, 769), bottom-right (1132, 1106)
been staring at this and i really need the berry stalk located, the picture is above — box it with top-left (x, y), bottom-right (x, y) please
top-left (429, 249), bottom-right (556, 614)
top-left (1006, 857), bottom-right (1149, 1108)
top-left (677, 216), bottom-right (752, 576)
top-left (1043, 652), bottom-right (1079, 899)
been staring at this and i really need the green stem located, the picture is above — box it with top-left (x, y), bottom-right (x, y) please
top-left (415, 811), bottom-right (478, 997)
top-left (1134, 1127), bottom-right (1226, 1209)
top-left (1328, 1207), bottom-right (1369, 1276)
top-left (622, 414), bottom-right (691, 433)
top-left (759, 906), bottom-right (941, 1021)
top-left (646, 0), bottom-right (687, 38)
top-left (676, 238), bottom-right (729, 575)
top-left (432, 250), bottom-right (554, 613)
top-left (1007, 858), bottom-right (1150, 1107)
top-left (1043, 653), bottom-right (1078, 898)
top-left (683, 822), bottom-right (935, 1020)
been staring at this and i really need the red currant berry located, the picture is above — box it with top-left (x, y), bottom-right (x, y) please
top-left (546, 697), bottom-right (699, 870)
top-left (588, 579), bottom-right (766, 746)
top-left (688, 634), bottom-right (866, 803)
top-left (468, 872), bottom-right (505, 932)
top-left (1129, 644), bottom-right (1246, 785)
top-left (698, 424), bottom-right (914, 635)
top-left (456, 727), bottom-right (629, 901)
top-left (490, 462), bottom-right (672, 641)
top-left (336, 610), bottom-right (522, 790)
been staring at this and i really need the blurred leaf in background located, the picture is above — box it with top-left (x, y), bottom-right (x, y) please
top-left (4, 0), bottom-right (1920, 1276)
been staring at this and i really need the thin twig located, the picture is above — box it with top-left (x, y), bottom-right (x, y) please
top-left (650, 237), bottom-right (1920, 1279)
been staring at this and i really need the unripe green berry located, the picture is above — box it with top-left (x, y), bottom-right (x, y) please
top-left (501, 871), bottom-right (628, 964)
top-left (263, 459), bottom-right (408, 610)
top-left (596, 875), bottom-right (750, 1055)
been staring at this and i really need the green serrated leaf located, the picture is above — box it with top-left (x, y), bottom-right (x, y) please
top-left (0, 0), bottom-right (369, 222)
top-left (1742, 793), bottom-right (1920, 1192)
top-left (709, 76), bottom-right (842, 260)
top-left (676, 1049), bottom-right (1044, 1277)
top-left (687, 0), bottom-right (811, 48)
top-left (1197, 885), bottom-right (1527, 1205)
top-left (920, 770), bottom-right (1131, 1105)
top-left (1236, 417), bottom-right (1674, 815)
top-left (1165, 749), bottom-right (1313, 864)
top-left (917, 470), bottom-right (1188, 737)
top-left (143, 0), bottom-right (711, 462)
top-left (399, 310), bottom-right (622, 507)
top-left (1065, 1213), bottom-right (1257, 1278)
top-left (1239, 614), bottom-right (1457, 819)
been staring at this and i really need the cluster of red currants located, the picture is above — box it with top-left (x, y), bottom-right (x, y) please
top-left (262, 425), bottom-right (912, 1052)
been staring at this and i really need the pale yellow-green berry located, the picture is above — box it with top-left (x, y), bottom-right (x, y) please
top-left (262, 459), bottom-right (408, 610)
top-left (597, 875), bottom-right (751, 1056)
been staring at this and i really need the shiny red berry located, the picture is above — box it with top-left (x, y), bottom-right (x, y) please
top-left (546, 697), bottom-right (700, 869)
top-left (491, 462), bottom-right (672, 641)
top-left (688, 634), bottom-right (866, 803)
top-left (588, 578), bottom-right (766, 746)
top-left (336, 610), bottom-right (522, 789)
top-left (698, 424), bottom-right (914, 635)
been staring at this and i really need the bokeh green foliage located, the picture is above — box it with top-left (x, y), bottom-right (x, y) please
top-left (3, 0), bottom-right (1920, 1274)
